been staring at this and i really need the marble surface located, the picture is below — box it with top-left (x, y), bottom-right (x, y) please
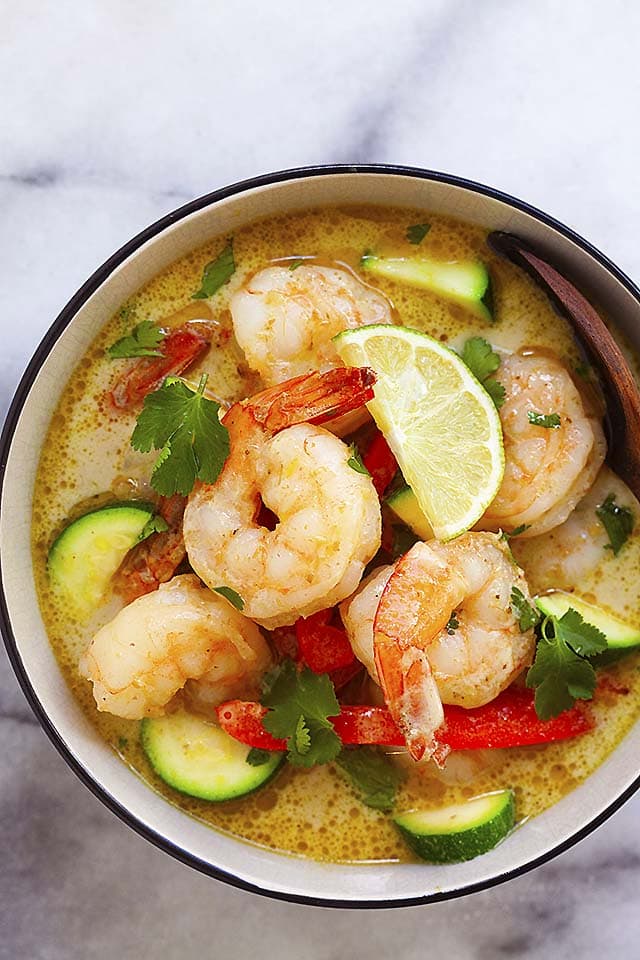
top-left (2, 1), bottom-right (640, 956)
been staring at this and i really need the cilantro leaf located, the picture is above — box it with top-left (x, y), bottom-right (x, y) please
top-left (526, 634), bottom-right (596, 719)
top-left (246, 747), bottom-right (272, 767)
top-left (460, 337), bottom-right (505, 409)
top-left (335, 747), bottom-right (404, 812)
top-left (213, 586), bottom-right (244, 610)
top-left (406, 223), bottom-right (431, 245)
top-left (137, 514), bottom-right (170, 542)
top-left (347, 445), bottom-right (370, 476)
top-left (528, 411), bottom-right (561, 429)
top-left (596, 493), bottom-right (634, 556)
top-left (510, 586), bottom-right (540, 632)
top-left (192, 240), bottom-right (236, 299)
top-left (554, 608), bottom-right (607, 657)
top-left (107, 321), bottom-right (166, 359)
top-left (130, 374), bottom-right (230, 497)
top-left (288, 258), bottom-right (304, 271)
top-left (262, 661), bottom-right (341, 767)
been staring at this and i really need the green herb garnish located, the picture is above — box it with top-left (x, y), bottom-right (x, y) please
top-left (137, 514), bottom-right (170, 542)
top-left (335, 747), bottom-right (404, 811)
top-left (213, 586), bottom-right (244, 610)
top-left (526, 609), bottom-right (607, 719)
top-left (596, 493), bottom-right (634, 556)
top-left (460, 337), bottom-right (505, 409)
top-left (131, 374), bottom-right (230, 497)
top-left (446, 612), bottom-right (459, 634)
top-left (510, 586), bottom-right (540, 632)
top-left (527, 411), bottom-right (561, 429)
top-left (107, 321), bottom-right (166, 359)
top-left (347, 445), bottom-right (370, 476)
top-left (262, 660), bottom-right (341, 767)
top-left (192, 240), bottom-right (236, 299)
top-left (501, 524), bottom-right (531, 540)
top-left (288, 258), bottom-right (304, 271)
top-left (405, 223), bottom-right (431, 245)
top-left (246, 747), bottom-right (273, 767)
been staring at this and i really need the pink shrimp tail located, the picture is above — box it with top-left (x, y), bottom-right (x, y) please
top-left (373, 545), bottom-right (450, 765)
top-left (246, 367), bottom-right (376, 434)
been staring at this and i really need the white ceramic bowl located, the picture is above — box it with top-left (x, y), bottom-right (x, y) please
top-left (2, 165), bottom-right (640, 907)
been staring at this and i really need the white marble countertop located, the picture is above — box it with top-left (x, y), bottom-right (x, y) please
top-left (2, 1), bottom-right (640, 956)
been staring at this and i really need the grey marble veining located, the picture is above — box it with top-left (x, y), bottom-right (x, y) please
top-left (2, 1), bottom-right (640, 957)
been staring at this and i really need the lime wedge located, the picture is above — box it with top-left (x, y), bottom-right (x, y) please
top-left (334, 325), bottom-right (504, 540)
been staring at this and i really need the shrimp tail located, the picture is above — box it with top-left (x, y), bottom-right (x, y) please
top-left (247, 367), bottom-right (376, 434)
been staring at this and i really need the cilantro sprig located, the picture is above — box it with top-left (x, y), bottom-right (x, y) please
top-left (192, 240), bottom-right (236, 300)
top-left (107, 321), bottom-right (166, 359)
top-left (596, 493), bottom-right (634, 556)
top-left (526, 608), bottom-right (607, 719)
top-left (213, 586), bottom-right (244, 610)
top-left (137, 514), bottom-right (169, 542)
top-left (131, 374), bottom-right (230, 497)
top-left (262, 660), bottom-right (341, 767)
top-left (510, 586), bottom-right (540, 632)
top-left (335, 747), bottom-right (404, 812)
top-left (460, 337), bottom-right (505, 409)
top-left (527, 411), bottom-right (561, 429)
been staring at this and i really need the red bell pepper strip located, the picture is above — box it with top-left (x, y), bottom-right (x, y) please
top-left (216, 686), bottom-right (593, 753)
top-left (110, 321), bottom-right (214, 409)
top-left (363, 431), bottom-right (398, 497)
top-left (295, 610), bottom-right (356, 674)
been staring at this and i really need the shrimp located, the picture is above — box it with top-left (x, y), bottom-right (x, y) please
top-left (79, 574), bottom-right (271, 719)
top-left (512, 466), bottom-right (640, 594)
top-left (341, 533), bottom-right (536, 763)
top-left (230, 264), bottom-right (393, 386)
top-left (183, 367), bottom-right (382, 630)
top-left (480, 352), bottom-right (606, 537)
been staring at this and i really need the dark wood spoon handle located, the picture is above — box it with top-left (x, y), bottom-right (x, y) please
top-left (488, 231), bottom-right (640, 499)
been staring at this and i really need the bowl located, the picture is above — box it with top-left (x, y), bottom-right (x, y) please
top-left (2, 164), bottom-right (640, 907)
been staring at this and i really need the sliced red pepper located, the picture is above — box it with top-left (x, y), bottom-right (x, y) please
top-left (216, 686), bottom-right (593, 753)
top-left (363, 431), bottom-right (398, 497)
top-left (295, 609), bottom-right (355, 674)
top-left (110, 321), bottom-right (214, 409)
top-left (438, 686), bottom-right (593, 750)
top-left (217, 700), bottom-right (286, 751)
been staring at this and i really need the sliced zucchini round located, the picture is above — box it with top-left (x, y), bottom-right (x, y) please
top-left (535, 591), bottom-right (640, 651)
top-left (141, 711), bottom-right (284, 802)
top-left (361, 253), bottom-right (493, 323)
top-left (48, 501), bottom-right (155, 620)
top-left (386, 483), bottom-right (434, 539)
top-left (393, 790), bottom-right (515, 864)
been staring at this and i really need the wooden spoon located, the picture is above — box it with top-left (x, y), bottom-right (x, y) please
top-left (487, 231), bottom-right (640, 500)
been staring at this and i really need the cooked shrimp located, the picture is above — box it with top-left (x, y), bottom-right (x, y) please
top-left (79, 574), bottom-right (271, 719)
top-left (230, 264), bottom-right (393, 386)
top-left (342, 533), bottom-right (536, 763)
top-left (480, 352), bottom-right (606, 537)
top-left (512, 466), bottom-right (640, 594)
top-left (183, 367), bottom-right (382, 630)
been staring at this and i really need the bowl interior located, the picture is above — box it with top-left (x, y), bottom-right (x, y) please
top-left (2, 168), bottom-right (640, 906)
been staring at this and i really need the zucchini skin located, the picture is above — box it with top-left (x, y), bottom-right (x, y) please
top-left (394, 791), bottom-right (515, 864)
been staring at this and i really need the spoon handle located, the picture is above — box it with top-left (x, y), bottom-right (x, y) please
top-left (488, 231), bottom-right (640, 498)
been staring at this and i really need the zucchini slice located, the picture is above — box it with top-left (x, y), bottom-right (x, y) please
top-left (535, 591), bottom-right (640, 651)
top-left (386, 483), bottom-right (433, 540)
top-left (361, 253), bottom-right (493, 323)
top-left (47, 501), bottom-right (155, 620)
top-left (141, 711), bottom-right (284, 801)
top-left (394, 790), bottom-right (515, 864)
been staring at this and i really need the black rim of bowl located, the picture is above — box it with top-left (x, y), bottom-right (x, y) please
top-left (2, 163), bottom-right (640, 909)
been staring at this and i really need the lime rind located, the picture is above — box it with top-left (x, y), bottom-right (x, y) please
top-left (535, 591), bottom-right (640, 649)
top-left (335, 325), bottom-right (504, 540)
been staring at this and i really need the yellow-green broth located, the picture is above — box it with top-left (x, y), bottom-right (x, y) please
top-left (32, 205), bottom-right (640, 864)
